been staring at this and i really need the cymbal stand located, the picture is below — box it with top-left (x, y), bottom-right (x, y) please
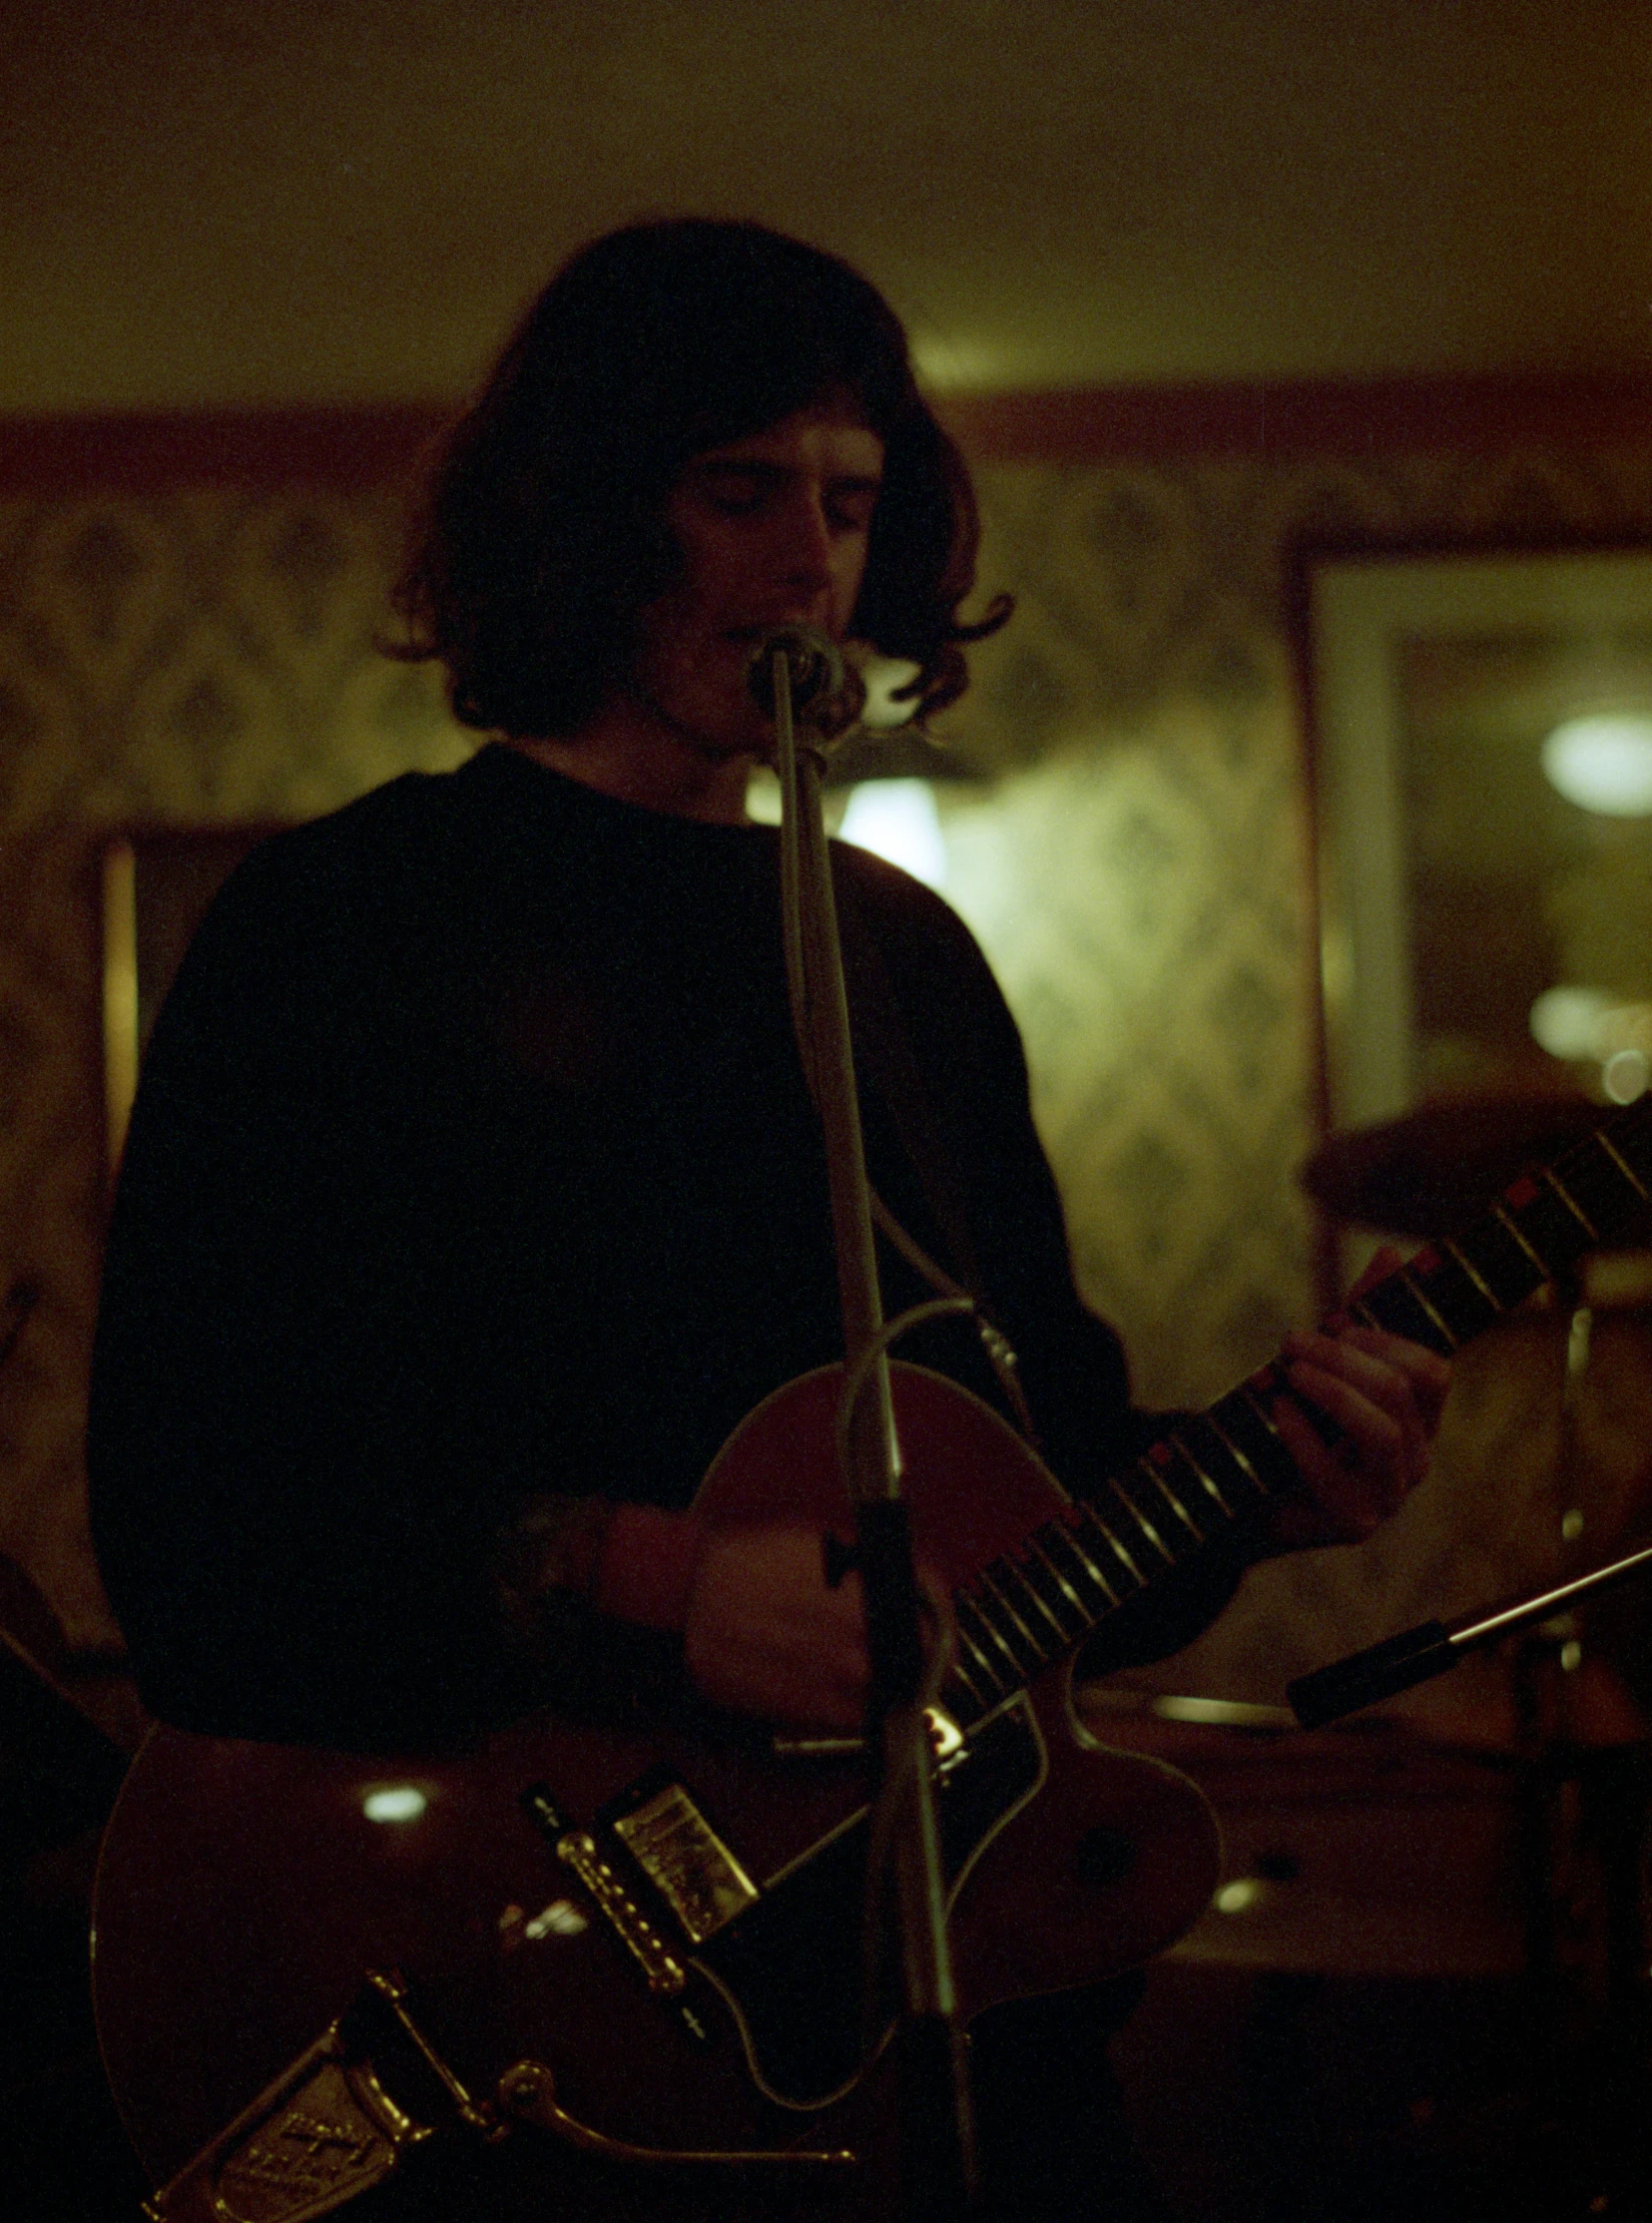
top-left (1513, 1269), bottom-right (1652, 2212)
top-left (1287, 1300), bottom-right (1652, 2212)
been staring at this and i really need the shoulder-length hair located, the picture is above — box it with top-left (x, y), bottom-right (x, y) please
top-left (390, 220), bottom-right (1009, 737)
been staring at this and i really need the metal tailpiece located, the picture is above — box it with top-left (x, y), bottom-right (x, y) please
top-left (141, 1970), bottom-right (489, 2223)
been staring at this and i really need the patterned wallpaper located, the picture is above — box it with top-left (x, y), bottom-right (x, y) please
top-left (943, 448), bottom-right (1652, 1403)
top-left (4, 434), bottom-right (1652, 1674)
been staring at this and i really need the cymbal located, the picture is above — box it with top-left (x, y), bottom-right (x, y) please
top-left (1302, 1095), bottom-right (1613, 1238)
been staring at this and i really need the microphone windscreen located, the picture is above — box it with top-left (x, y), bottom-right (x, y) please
top-left (746, 627), bottom-right (845, 719)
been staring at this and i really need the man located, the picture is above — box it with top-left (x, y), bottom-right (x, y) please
top-left (88, 221), bottom-right (1447, 2216)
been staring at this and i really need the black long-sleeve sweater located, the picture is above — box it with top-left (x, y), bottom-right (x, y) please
top-left (88, 745), bottom-right (1248, 1748)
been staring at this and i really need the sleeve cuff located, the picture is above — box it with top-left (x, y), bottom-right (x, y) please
top-left (594, 1504), bottom-right (707, 1632)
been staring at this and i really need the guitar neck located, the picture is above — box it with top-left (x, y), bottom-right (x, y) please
top-left (936, 1093), bottom-right (1652, 1729)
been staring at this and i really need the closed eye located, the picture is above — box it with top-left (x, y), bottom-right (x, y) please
top-left (693, 463), bottom-right (881, 531)
top-left (825, 489), bottom-right (880, 533)
top-left (696, 463), bottom-right (782, 515)
top-left (705, 480), bottom-right (767, 517)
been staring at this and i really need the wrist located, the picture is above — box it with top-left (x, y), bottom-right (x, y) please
top-left (595, 1504), bottom-right (708, 1633)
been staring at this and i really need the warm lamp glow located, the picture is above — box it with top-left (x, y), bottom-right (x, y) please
top-left (361, 1785), bottom-right (427, 1823)
top-left (837, 780), bottom-right (947, 889)
top-left (1541, 714), bottom-right (1652, 816)
top-left (856, 654), bottom-right (923, 730)
top-left (1529, 984), bottom-right (1652, 1102)
top-left (1604, 1048), bottom-right (1650, 1103)
top-left (1529, 984), bottom-right (1612, 1058)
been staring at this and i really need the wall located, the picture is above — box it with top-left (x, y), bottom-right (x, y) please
top-left (0, 427), bottom-right (466, 1643)
top-left (3, 384), bottom-right (1651, 1687)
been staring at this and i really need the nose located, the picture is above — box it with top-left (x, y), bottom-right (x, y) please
top-left (773, 488), bottom-right (835, 603)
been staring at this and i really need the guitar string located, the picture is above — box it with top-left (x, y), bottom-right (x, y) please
top-left (939, 1103), bottom-right (1652, 1723)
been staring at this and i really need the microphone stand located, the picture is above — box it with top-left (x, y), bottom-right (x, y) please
top-left (1288, 1539), bottom-right (1652, 1728)
top-left (757, 630), bottom-right (978, 2223)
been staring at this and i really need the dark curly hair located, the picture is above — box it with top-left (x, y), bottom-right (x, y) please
top-left (390, 219), bottom-right (1009, 736)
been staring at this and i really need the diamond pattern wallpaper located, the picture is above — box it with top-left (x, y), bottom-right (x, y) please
top-left (3, 430), bottom-right (1652, 1678)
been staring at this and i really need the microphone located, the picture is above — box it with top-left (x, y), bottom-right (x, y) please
top-left (746, 626), bottom-right (858, 734)
top-left (1287, 1535), bottom-right (1652, 1728)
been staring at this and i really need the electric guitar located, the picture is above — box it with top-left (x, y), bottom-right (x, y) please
top-left (90, 1094), bottom-right (1652, 2222)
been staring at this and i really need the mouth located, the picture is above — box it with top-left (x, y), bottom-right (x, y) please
top-left (722, 618), bottom-right (833, 645)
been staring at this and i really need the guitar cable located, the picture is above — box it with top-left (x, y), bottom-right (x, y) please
top-left (775, 716), bottom-right (1038, 1445)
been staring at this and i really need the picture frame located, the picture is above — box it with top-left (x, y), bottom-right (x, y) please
top-left (101, 828), bottom-right (279, 1170)
top-left (1299, 539), bottom-right (1652, 1136)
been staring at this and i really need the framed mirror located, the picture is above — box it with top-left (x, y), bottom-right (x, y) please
top-left (1303, 541), bottom-right (1652, 1134)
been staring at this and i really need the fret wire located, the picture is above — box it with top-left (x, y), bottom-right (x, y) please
top-left (1523, 1181), bottom-right (1598, 1274)
top-left (1553, 1135), bottom-right (1642, 1237)
top-left (1042, 1521), bottom-right (1118, 1612)
top-left (1396, 1269), bottom-right (1459, 1350)
top-left (1052, 1519), bottom-right (1122, 1607)
top-left (1237, 1384), bottom-right (1286, 1446)
top-left (1028, 1532), bottom-right (1095, 1625)
top-left (936, 1667), bottom-right (983, 1728)
top-left (1107, 1476), bottom-right (1174, 1563)
top-left (1202, 1412), bottom-right (1263, 1496)
top-left (1413, 1265), bottom-right (1489, 1345)
top-left (945, 1650), bottom-right (991, 1710)
top-left (1404, 1245), bottom-right (1500, 1343)
top-left (1471, 1211), bottom-right (1548, 1301)
top-left (1138, 1456), bottom-right (1204, 1543)
top-left (955, 1625), bottom-right (1006, 1698)
top-left (1078, 1503), bottom-right (1145, 1585)
top-left (958, 1590), bottom-right (1025, 1681)
top-left (1541, 1168), bottom-right (1600, 1243)
top-left (1225, 1389), bottom-right (1297, 1495)
top-left (1442, 1236), bottom-right (1503, 1312)
top-left (1597, 1131), bottom-right (1650, 1202)
top-left (1356, 1278), bottom-right (1446, 1353)
top-left (1491, 1200), bottom-right (1549, 1278)
top-left (952, 1609), bottom-right (1009, 1694)
top-left (978, 1567), bottom-right (1047, 1662)
top-left (1000, 1557), bottom-right (1069, 1646)
top-left (961, 1584), bottom-right (1028, 1677)
top-left (1169, 1432), bottom-right (1233, 1518)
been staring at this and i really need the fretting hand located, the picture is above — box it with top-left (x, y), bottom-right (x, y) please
top-left (1263, 1245), bottom-right (1452, 1550)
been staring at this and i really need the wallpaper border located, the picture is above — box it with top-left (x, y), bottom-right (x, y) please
top-left (1, 373), bottom-right (1649, 496)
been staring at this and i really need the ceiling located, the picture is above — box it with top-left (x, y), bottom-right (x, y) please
top-left (5, 0), bottom-right (1651, 412)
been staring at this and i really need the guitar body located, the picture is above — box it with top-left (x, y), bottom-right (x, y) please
top-left (92, 1364), bottom-right (1219, 2217)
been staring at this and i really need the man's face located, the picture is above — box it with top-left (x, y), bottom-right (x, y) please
top-left (625, 406), bottom-right (885, 763)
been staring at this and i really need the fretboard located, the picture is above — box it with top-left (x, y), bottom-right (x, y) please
top-left (937, 1093), bottom-right (1652, 1729)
